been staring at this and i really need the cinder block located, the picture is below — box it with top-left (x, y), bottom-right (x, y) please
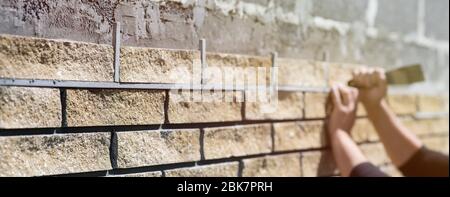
top-left (245, 91), bottom-right (303, 120)
top-left (273, 121), bottom-right (326, 151)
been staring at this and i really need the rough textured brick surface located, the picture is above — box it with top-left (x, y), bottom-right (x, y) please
top-left (273, 121), bottom-right (326, 151)
top-left (168, 90), bottom-right (242, 123)
top-left (304, 92), bottom-right (328, 119)
top-left (117, 129), bottom-right (200, 168)
top-left (403, 118), bottom-right (449, 136)
top-left (352, 119), bottom-right (378, 143)
top-left (120, 47), bottom-right (200, 84)
top-left (0, 133), bottom-right (111, 177)
top-left (328, 63), bottom-right (358, 85)
top-left (245, 91), bottom-right (303, 120)
top-left (242, 154), bottom-right (301, 177)
top-left (165, 162), bottom-right (239, 177)
top-left (301, 151), bottom-right (337, 177)
top-left (0, 34), bottom-right (113, 81)
top-left (203, 124), bottom-right (272, 160)
top-left (205, 53), bottom-right (272, 86)
top-left (0, 87), bottom-right (61, 129)
top-left (418, 95), bottom-right (448, 113)
top-left (360, 143), bottom-right (390, 166)
top-left (387, 94), bottom-right (417, 115)
top-left (66, 89), bottom-right (165, 127)
top-left (278, 59), bottom-right (326, 87)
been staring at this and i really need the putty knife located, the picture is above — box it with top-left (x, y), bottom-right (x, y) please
top-left (348, 64), bottom-right (425, 87)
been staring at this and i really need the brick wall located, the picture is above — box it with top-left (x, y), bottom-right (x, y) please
top-left (0, 0), bottom-right (449, 177)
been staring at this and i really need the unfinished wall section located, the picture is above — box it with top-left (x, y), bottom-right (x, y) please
top-left (0, 0), bottom-right (448, 177)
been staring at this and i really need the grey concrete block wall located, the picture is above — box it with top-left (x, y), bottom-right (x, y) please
top-left (425, 0), bottom-right (449, 40)
top-left (0, 0), bottom-right (448, 93)
top-left (375, 0), bottom-right (419, 35)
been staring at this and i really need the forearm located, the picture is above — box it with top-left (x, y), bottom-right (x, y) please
top-left (331, 129), bottom-right (368, 177)
top-left (365, 100), bottom-right (422, 167)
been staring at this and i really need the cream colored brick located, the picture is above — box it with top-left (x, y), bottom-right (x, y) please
top-left (301, 151), bottom-right (337, 177)
top-left (168, 90), bottom-right (242, 123)
top-left (203, 124), bottom-right (272, 160)
top-left (245, 91), bottom-right (303, 120)
top-left (242, 154), bottom-right (301, 177)
top-left (352, 119), bottom-right (378, 143)
top-left (120, 46), bottom-right (200, 84)
top-left (0, 133), bottom-right (111, 177)
top-left (0, 34), bottom-right (113, 81)
top-left (387, 94), bottom-right (417, 115)
top-left (0, 87), bottom-right (61, 129)
top-left (304, 92), bottom-right (328, 119)
top-left (418, 95), bottom-right (448, 113)
top-left (273, 121), bottom-right (326, 151)
top-left (117, 129), bottom-right (201, 168)
top-left (278, 59), bottom-right (326, 87)
top-left (66, 89), bottom-right (165, 127)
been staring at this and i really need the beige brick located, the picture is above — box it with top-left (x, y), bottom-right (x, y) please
top-left (387, 94), bottom-right (417, 115)
top-left (203, 124), bottom-right (272, 160)
top-left (0, 87), bottom-right (61, 129)
top-left (242, 154), bottom-right (301, 177)
top-left (0, 34), bottom-right (113, 81)
top-left (66, 89), bottom-right (165, 127)
top-left (273, 121), bottom-right (327, 151)
top-left (403, 118), bottom-right (449, 136)
top-left (205, 53), bottom-right (272, 86)
top-left (165, 162), bottom-right (239, 177)
top-left (117, 129), bottom-right (200, 168)
top-left (301, 151), bottom-right (337, 177)
top-left (352, 119), bottom-right (378, 143)
top-left (328, 63), bottom-right (359, 85)
top-left (278, 59), bottom-right (326, 87)
top-left (304, 92), bottom-right (328, 119)
top-left (167, 90), bottom-right (242, 123)
top-left (421, 136), bottom-right (449, 154)
top-left (245, 91), bottom-right (303, 120)
top-left (418, 95), bottom-right (448, 113)
top-left (115, 171), bottom-right (162, 177)
top-left (120, 47), bottom-right (200, 84)
top-left (359, 143), bottom-right (390, 166)
top-left (0, 133), bottom-right (111, 177)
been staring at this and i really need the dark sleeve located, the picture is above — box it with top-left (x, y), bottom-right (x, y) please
top-left (350, 162), bottom-right (390, 177)
top-left (399, 146), bottom-right (449, 177)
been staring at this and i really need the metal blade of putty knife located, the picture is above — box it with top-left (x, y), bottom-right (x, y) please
top-left (348, 64), bottom-right (425, 87)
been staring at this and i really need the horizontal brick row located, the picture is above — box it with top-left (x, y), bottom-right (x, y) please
top-left (2, 131), bottom-right (446, 177)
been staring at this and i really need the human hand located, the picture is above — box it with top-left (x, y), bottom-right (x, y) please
top-left (327, 84), bottom-right (359, 137)
top-left (351, 67), bottom-right (387, 108)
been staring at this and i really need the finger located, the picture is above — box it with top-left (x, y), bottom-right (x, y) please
top-left (374, 68), bottom-right (387, 84)
top-left (331, 85), bottom-right (342, 108)
top-left (339, 85), bottom-right (351, 106)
